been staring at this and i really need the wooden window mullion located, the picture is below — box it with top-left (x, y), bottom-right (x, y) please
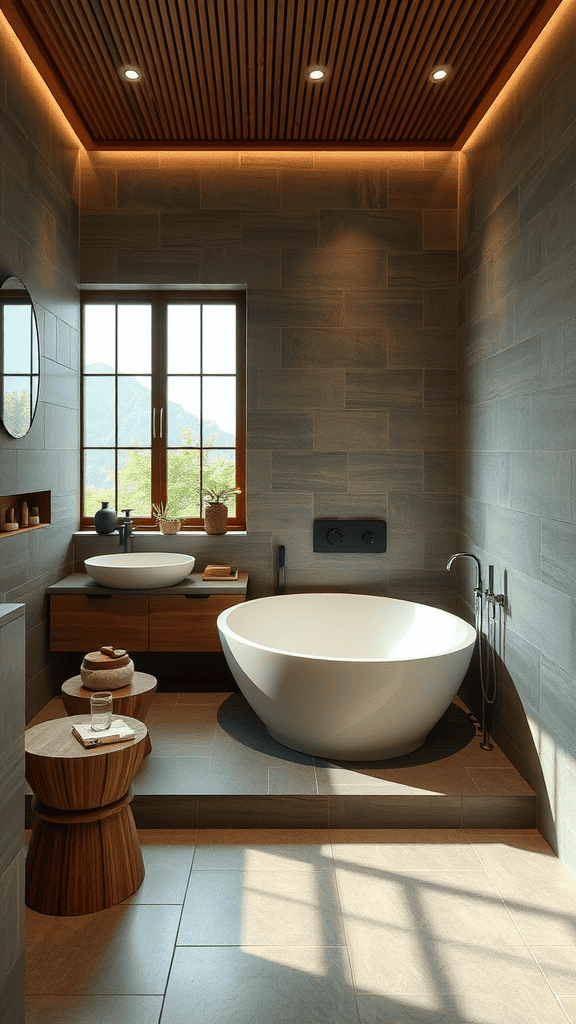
top-left (151, 297), bottom-right (167, 513)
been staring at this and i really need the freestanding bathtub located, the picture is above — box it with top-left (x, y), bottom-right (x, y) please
top-left (217, 592), bottom-right (477, 760)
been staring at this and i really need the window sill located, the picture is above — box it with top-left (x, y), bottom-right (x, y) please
top-left (74, 531), bottom-right (248, 538)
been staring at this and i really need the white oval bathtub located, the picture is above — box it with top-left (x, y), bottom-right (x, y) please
top-left (217, 593), bottom-right (476, 760)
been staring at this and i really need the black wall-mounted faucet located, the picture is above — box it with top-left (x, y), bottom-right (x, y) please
top-left (118, 509), bottom-right (135, 553)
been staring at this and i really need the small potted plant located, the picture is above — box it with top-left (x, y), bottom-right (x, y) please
top-left (152, 502), bottom-right (186, 535)
top-left (201, 486), bottom-right (241, 535)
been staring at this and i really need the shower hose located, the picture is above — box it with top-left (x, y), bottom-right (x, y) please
top-left (474, 589), bottom-right (498, 750)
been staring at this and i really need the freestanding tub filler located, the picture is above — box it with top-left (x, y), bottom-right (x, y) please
top-left (218, 592), bottom-right (477, 760)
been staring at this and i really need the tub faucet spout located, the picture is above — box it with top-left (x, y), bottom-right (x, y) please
top-left (446, 552), bottom-right (482, 593)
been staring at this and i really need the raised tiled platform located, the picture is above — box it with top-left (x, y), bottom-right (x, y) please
top-left (27, 691), bottom-right (537, 830)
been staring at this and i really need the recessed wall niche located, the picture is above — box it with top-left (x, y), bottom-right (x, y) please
top-left (0, 491), bottom-right (51, 534)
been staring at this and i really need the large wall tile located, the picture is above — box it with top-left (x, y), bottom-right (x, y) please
top-left (160, 209), bottom-right (241, 247)
top-left (388, 327), bottom-right (457, 368)
top-left (117, 168), bottom-right (200, 208)
top-left (466, 452), bottom-right (510, 506)
top-left (388, 167), bottom-right (458, 208)
top-left (530, 382), bottom-right (576, 449)
top-left (506, 570), bottom-right (573, 673)
top-left (280, 165), bottom-right (385, 209)
top-left (344, 289), bottom-right (422, 328)
top-left (201, 167), bottom-right (279, 209)
top-left (282, 248), bottom-right (386, 289)
top-left (515, 251), bottom-right (576, 341)
top-left (249, 289), bottom-right (343, 328)
top-left (423, 287), bottom-right (458, 328)
top-left (282, 328), bottom-right (385, 368)
top-left (241, 210), bottom-right (318, 248)
top-left (348, 452), bottom-right (422, 493)
top-left (247, 411), bottom-right (312, 449)
top-left (510, 452), bottom-right (571, 519)
top-left (319, 209), bottom-right (422, 250)
top-left (484, 336), bottom-right (541, 400)
top-left (313, 410), bottom-right (387, 451)
top-left (486, 505), bottom-right (541, 578)
top-left (388, 492), bottom-right (457, 531)
top-left (81, 211), bottom-right (158, 248)
top-left (542, 518), bottom-right (576, 597)
top-left (345, 369), bottom-right (422, 408)
top-left (271, 452), bottom-right (347, 492)
top-left (388, 407), bottom-right (457, 451)
top-left (519, 118), bottom-right (576, 228)
top-left (388, 252), bottom-right (457, 288)
top-left (258, 368), bottom-right (344, 409)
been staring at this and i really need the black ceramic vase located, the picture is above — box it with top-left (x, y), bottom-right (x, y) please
top-left (94, 501), bottom-right (118, 535)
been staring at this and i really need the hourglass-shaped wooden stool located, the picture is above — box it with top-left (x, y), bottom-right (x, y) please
top-left (25, 715), bottom-right (147, 916)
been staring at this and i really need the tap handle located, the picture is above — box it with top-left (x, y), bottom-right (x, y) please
top-left (121, 509), bottom-right (134, 518)
top-left (487, 564), bottom-right (494, 595)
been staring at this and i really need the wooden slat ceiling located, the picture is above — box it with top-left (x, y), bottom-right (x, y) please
top-left (2, 0), bottom-right (564, 149)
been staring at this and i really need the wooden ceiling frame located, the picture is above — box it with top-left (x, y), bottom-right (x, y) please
top-left (0, 0), bottom-right (567, 152)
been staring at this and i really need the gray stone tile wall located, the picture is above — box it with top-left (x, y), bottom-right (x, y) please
top-left (80, 150), bottom-right (459, 607)
top-left (0, 604), bottom-right (25, 1024)
top-left (459, 1), bottom-right (576, 875)
top-left (0, 23), bottom-right (81, 723)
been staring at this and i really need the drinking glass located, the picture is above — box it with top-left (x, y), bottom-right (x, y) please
top-left (90, 691), bottom-right (113, 731)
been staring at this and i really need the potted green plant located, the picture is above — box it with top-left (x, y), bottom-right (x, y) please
top-left (201, 487), bottom-right (241, 535)
top-left (152, 502), bottom-right (186, 535)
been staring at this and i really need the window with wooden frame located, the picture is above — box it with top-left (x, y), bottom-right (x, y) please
top-left (80, 290), bottom-right (246, 531)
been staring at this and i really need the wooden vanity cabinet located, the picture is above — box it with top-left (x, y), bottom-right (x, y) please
top-left (149, 595), bottom-right (244, 651)
top-left (49, 577), bottom-right (248, 652)
top-left (50, 595), bottom-right (149, 651)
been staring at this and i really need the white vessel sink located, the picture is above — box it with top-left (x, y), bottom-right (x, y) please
top-left (85, 552), bottom-right (195, 589)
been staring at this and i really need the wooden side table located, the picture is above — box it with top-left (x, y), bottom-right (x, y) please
top-left (25, 715), bottom-right (147, 916)
top-left (61, 671), bottom-right (157, 757)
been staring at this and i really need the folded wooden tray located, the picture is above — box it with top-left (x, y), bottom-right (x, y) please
top-left (202, 564), bottom-right (239, 581)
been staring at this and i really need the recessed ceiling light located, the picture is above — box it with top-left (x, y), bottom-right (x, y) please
top-left (121, 66), bottom-right (142, 82)
top-left (307, 65), bottom-right (327, 81)
top-left (429, 65), bottom-right (451, 82)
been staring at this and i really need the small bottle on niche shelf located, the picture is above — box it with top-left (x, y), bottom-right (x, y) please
top-left (21, 501), bottom-right (29, 527)
top-left (29, 506), bottom-right (40, 526)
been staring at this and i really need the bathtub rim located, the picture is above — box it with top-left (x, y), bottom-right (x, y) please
top-left (217, 591), bottom-right (477, 664)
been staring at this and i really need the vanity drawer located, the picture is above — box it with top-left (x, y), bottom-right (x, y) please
top-left (50, 595), bottom-right (149, 651)
top-left (148, 595), bottom-right (245, 651)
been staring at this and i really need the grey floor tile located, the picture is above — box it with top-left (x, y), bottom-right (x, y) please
top-left (161, 946), bottom-right (359, 1024)
top-left (122, 829), bottom-right (196, 904)
top-left (176, 691), bottom-right (235, 705)
top-left (355, 992), bottom-right (444, 1023)
top-left (133, 755), bottom-right (269, 795)
top-left (269, 766), bottom-right (318, 794)
top-left (133, 756), bottom-right (213, 795)
top-left (25, 995), bottom-right (164, 1024)
top-left (530, 946), bottom-right (576, 994)
top-left (466, 768), bottom-right (535, 795)
top-left (316, 766), bottom-right (413, 795)
top-left (26, 904), bottom-right (181, 994)
top-left (329, 829), bottom-right (482, 873)
top-left (559, 996), bottom-right (576, 1023)
top-left (178, 867), bottom-right (345, 945)
top-left (191, 829), bottom-right (332, 870)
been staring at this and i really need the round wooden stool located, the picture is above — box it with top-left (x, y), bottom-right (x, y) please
top-left (61, 671), bottom-right (157, 757)
top-left (25, 715), bottom-right (147, 916)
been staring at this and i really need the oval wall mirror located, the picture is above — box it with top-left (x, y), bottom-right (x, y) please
top-left (0, 276), bottom-right (40, 439)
